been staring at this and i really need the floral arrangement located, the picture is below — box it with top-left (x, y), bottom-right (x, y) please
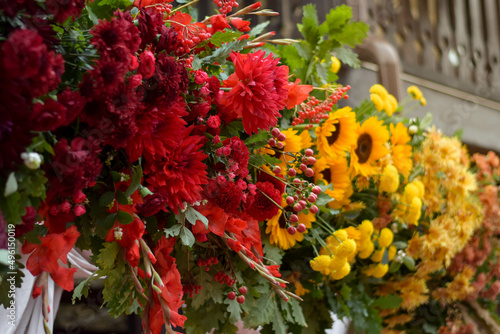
top-left (1, 1), bottom-right (499, 334)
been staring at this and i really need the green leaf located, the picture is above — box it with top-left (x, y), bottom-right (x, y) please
top-left (116, 210), bottom-right (133, 224)
top-left (99, 191), bottom-right (115, 207)
top-left (381, 248), bottom-right (389, 265)
top-left (289, 298), bottom-right (307, 326)
top-left (245, 130), bottom-right (270, 146)
top-left (103, 213), bottom-right (117, 230)
top-left (332, 47), bottom-right (361, 68)
top-left (179, 226), bottom-right (195, 247)
top-left (224, 298), bottom-right (242, 323)
top-left (115, 190), bottom-right (129, 205)
top-left (110, 171), bottom-right (122, 183)
top-left (96, 242), bottom-right (120, 270)
top-left (164, 224), bottom-right (182, 238)
top-left (85, 5), bottom-right (99, 25)
top-left (263, 237), bottom-right (284, 265)
top-left (271, 298), bottom-right (287, 334)
top-left (403, 256), bottom-right (415, 270)
top-left (392, 241), bottom-right (407, 249)
top-left (372, 294), bottom-right (403, 309)
top-left (185, 206), bottom-right (208, 228)
top-left (419, 112), bottom-right (434, 130)
top-left (210, 31), bottom-right (242, 47)
top-left (72, 275), bottom-right (95, 303)
top-left (388, 261), bottom-right (401, 273)
top-left (249, 21), bottom-right (270, 37)
top-left (4, 172), bottom-right (18, 197)
top-left (245, 291), bottom-right (275, 327)
top-left (298, 4), bottom-right (321, 48)
top-left (262, 154), bottom-right (282, 165)
top-left (340, 284), bottom-right (351, 299)
top-left (125, 164), bottom-right (142, 197)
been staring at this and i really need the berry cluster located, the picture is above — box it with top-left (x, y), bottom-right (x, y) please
top-left (213, 0), bottom-right (239, 16)
top-left (197, 256), bottom-right (219, 272)
top-left (228, 286), bottom-right (247, 304)
top-left (292, 85), bottom-right (351, 127)
top-left (214, 270), bottom-right (236, 286)
top-left (174, 26), bottom-right (211, 55)
top-left (183, 283), bottom-right (202, 298)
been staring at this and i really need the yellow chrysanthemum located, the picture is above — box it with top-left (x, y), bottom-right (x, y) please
top-left (331, 56), bottom-right (341, 73)
top-left (334, 239), bottom-right (357, 258)
top-left (266, 203), bottom-right (315, 250)
top-left (358, 240), bottom-right (375, 259)
top-left (370, 93), bottom-right (384, 112)
top-left (330, 255), bottom-right (347, 271)
top-left (384, 94), bottom-right (398, 116)
top-left (261, 128), bottom-right (303, 172)
top-left (420, 97), bottom-right (427, 106)
top-left (310, 255), bottom-right (332, 275)
top-left (390, 123), bottom-right (413, 177)
top-left (370, 84), bottom-right (389, 100)
top-left (314, 157), bottom-right (351, 203)
top-left (388, 245), bottom-right (397, 261)
top-left (315, 107), bottom-right (357, 161)
top-left (407, 85), bottom-right (423, 100)
top-left (330, 262), bottom-right (351, 280)
top-left (371, 248), bottom-right (386, 262)
top-left (406, 197), bottom-right (422, 225)
top-left (378, 228), bottom-right (394, 248)
top-left (365, 263), bottom-right (389, 278)
top-left (379, 164), bottom-right (400, 193)
top-left (350, 117), bottom-right (390, 177)
top-left (359, 220), bottom-right (374, 237)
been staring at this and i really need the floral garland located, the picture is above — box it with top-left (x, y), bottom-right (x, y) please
top-left (1, 1), bottom-right (499, 334)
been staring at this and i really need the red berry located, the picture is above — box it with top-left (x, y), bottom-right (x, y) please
top-left (309, 205), bottom-right (319, 214)
top-left (273, 166), bottom-right (282, 174)
top-left (277, 133), bottom-right (286, 141)
top-left (271, 128), bottom-right (281, 138)
top-left (238, 286), bottom-right (247, 295)
top-left (288, 168), bottom-right (297, 177)
top-left (293, 203), bottom-right (302, 212)
top-left (305, 148), bottom-right (314, 156)
top-left (299, 163), bottom-right (307, 171)
top-left (298, 200), bottom-right (307, 208)
top-left (286, 196), bottom-right (295, 205)
top-left (237, 295), bottom-right (246, 304)
top-left (268, 138), bottom-right (277, 147)
top-left (297, 223), bottom-right (306, 233)
top-left (276, 142), bottom-right (284, 149)
top-left (287, 226), bottom-right (297, 235)
top-left (305, 168), bottom-right (314, 177)
top-left (289, 214), bottom-right (299, 223)
top-left (306, 157), bottom-right (316, 165)
top-left (228, 291), bottom-right (236, 300)
top-left (312, 186), bottom-right (322, 195)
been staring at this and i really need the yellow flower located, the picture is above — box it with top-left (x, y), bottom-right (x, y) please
top-left (315, 107), bottom-right (357, 161)
top-left (403, 182), bottom-right (419, 203)
top-left (266, 204), bottom-right (315, 250)
top-left (406, 197), bottom-right (422, 226)
top-left (371, 248), bottom-right (386, 262)
top-left (388, 245), bottom-right (397, 261)
top-left (384, 94), bottom-right (398, 116)
top-left (379, 164), bottom-right (400, 193)
top-left (314, 157), bottom-right (351, 203)
top-left (310, 255), bottom-right (332, 275)
top-left (412, 179), bottom-right (425, 198)
top-left (350, 117), bottom-right (390, 177)
top-left (359, 220), bottom-right (374, 237)
top-left (390, 123), bottom-right (413, 177)
top-left (407, 85), bottom-right (423, 100)
top-left (293, 280), bottom-right (309, 297)
top-left (335, 239), bottom-right (357, 258)
top-left (358, 240), bottom-right (374, 259)
top-left (365, 263), bottom-right (389, 278)
top-left (330, 255), bottom-right (347, 271)
top-left (330, 262), bottom-right (351, 280)
top-left (331, 56), bottom-right (341, 73)
top-left (370, 94), bottom-right (384, 112)
top-left (370, 84), bottom-right (389, 100)
top-left (378, 228), bottom-right (394, 248)
top-left (420, 97), bottom-right (427, 106)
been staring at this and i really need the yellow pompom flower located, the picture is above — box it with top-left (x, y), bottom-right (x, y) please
top-left (406, 197), bottom-right (422, 225)
top-left (378, 228), bottom-right (394, 248)
top-left (330, 262), bottom-right (351, 280)
top-left (333, 229), bottom-right (348, 243)
top-left (331, 56), bottom-right (341, 73)
top-left (359, 220), bottom-right (374, 237)
top-left (379, 165), bottom-right (400, 193)
top-left (358, 240), bottom-right (375, 259)
top-left (420, 97), bottom-right (427, 106)
top-left (335, 239), bottom-right (357, 258)
top-left (384, 94), bottom-right (398, 116)
top-left (388, 245), bottom-right (397, 261)
top-left (403, 183), bottom-right (419, 203)
top-left (293, 281), bottom-right (310, 297)
top-left (366, 263), bottom-right (389, 278)
top-left (407, 85), bottom-right (423, 100)
top-left (330, 255), bottom-right (347, 271)
top-left (370, 84), bottom-right (389, 100)
top-left (370, 94), bottom-right (384, 112)
top-left (310, 255), bottom-right (332, 275)
top-left (371, 248), bottom-right (386, 262)
top-left (412, 179), bottom-right (425, 198)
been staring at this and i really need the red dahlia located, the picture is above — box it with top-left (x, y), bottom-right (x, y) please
top-left (245, 181), bottom-right (281, 221)
top-left (222, 50), bottom-right (289, 134)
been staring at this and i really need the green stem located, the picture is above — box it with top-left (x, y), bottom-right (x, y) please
top-left (257, 188), bottom-right (284, 211)
top-left (169, 0), bottom-right (200, 14)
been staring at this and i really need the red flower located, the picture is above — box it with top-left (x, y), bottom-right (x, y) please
top-left (222, 137), bottom-right (249, 178)
top-left (105, 217), bottom-right (145, 267)
top-left (221, 51), bottom-right (289, 134)
top-left (286, 79), bottom-right (313, 109)
top-left (245, 181), bottom-right (281, 221)
top-left (46, 0), bottom-right (87, 23)
top-left (91, 16), bottom-right (141, 55)
top-left (229, 18), bottom-right (251, 32)
top-left (192, 201), bottom-right (228, 237)
top-left (139, 50), bottom-right (156, 79)
top-left (145, 131), bottom-right (208, 213)
top-left (208, 15), bottom-right (231, 34)
top-left (31, 99), bottom-right (67, 131)
top-left (212, 180), bottom-right (244, 215)
top-left (22, 225), bottom-right (80, 292)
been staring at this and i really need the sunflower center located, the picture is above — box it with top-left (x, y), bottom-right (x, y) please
top-left (327, 122), bottom-right (341, 146)
top-left (322, 168), bottom-right (332, 183)
top-left (355, 133), bottom-right (373, 164)
top-left (279, 206), bottom-right (294, 229)
top-left (272, 148), bottom-right (282, 159)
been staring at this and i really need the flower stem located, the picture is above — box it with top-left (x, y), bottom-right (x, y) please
top-left (169, 0), bottom-right (200, 14)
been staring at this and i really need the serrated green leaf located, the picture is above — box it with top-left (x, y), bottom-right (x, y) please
top-left (262, 154), bottom-right (282, 165)
top-left (333, 47), bottom-right (361, 68)
top-left (72, 275), bottom-right (95, 303)
top-left (96, 242), bottom-right (120, 270)
top-left (179, 226), bottom-right (195, 247)
top-left (164, 224), bottom-right (182, 238)
top-left (117, 210), bottom-right (133, 224)
top-left (185, 206), bottom-right (208, 228)
top-left (249, 21), bottom-right (270, 37)
top-left (263, 237), bottom-right (284, 265)
top-left (210, 30), bottom-right (242, 47)
top-left (245, 291), bottom-right (275, 327)
top-left (271, 298), bottom-right (287, 334)
top-left (372, 294), bottom-right (402, 309)
top-left (224, 298), bottom-right (242, 323)
top-left (4, 172), bottom-right (18, 197)
top-left (403, 256), bottom-right (415, 270)
top-left (115, 190), bottom-right (129, 205)
top-left (99, 191), bottom-right (115, 207)
top-left (125, 164), bottom-right (142, 197)
top-left (289, 298), bottom-right (307, 326)
top-left (245, 130), bottom-right (270, 146)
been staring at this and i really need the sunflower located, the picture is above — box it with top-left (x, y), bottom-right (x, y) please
top-left (261, 128), bottom-right (303, 172)
top-left (315, 107), bottom-right (357, 161)
top-left (350, 117), bottom-right (390, 177)
top-left (390, 122), bottom-right (413, 177)
top-left (266, 200), bottom-right (315, 250)
top-left (314, 157), bottom-right (351, 204)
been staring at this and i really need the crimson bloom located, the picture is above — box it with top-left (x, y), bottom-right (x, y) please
top-left (245, 181), bottom-right (282, 221)
top-left (221, 51), bottom-right (289, 134)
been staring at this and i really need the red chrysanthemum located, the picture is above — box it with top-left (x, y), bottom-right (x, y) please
top-left (257, 170), bottom-right (286, 194)
top-left (222, 137), bottom-right (250, 178)
top-left (46, 0), bottom-right (88, 23)
top-left (245, 181), bottom-right (281, 221)
top-left (145, 131), bottom-right (208, 213)
top-left (222, 50), bottom-right (289, 134)
top-left (91, 15), bottom-right (141, 55)
top-left (212, 180), bottom-right (243, 215)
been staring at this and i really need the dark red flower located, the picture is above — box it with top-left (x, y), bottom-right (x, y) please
top-left (145, 131), bottom-right (208, 213)
top-left (222, 137), bottom-right (249, 178)
top-left (212, 180), bottom-right (243, 215)
top-left (46, 0), bottom-right (88, 23)
top-left (257, 170), bottom-right (286, 194)
top-left (57, 88), bottom-right (86, 126)
top-left (139, 50), bottom-right (156, 79)
top-left (245, 181), bottom-right (281, 221)
top-left (15, 206), bottom-right (37, 238)
top-left (0, 114), bottom-right (33, 174)
top-left (91, 15), bottom-right (141, 55)
top-left (31, 99), bottom-right (67, 131)
top-left (221, 51), bottom-right (289, 134)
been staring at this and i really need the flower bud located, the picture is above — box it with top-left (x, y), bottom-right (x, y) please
top-left (20, 152), bottom-right (42, 170)
top-left (409, 125), bottom-right (418, 134)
